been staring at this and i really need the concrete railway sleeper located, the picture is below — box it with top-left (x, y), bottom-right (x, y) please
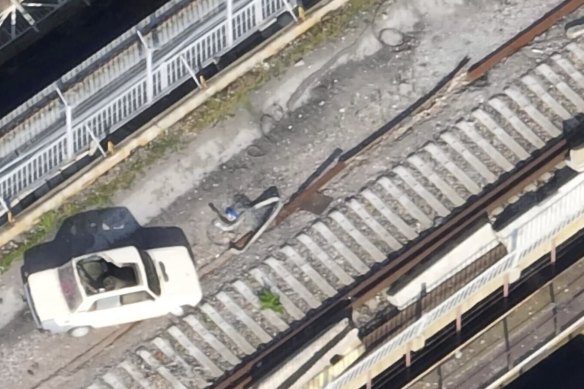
top-left (88, 18), bottom-right (584, 389)
top-left (310, 149), bottom-right (584, 388)
top-left (89, 134), bottom-right (578, 389)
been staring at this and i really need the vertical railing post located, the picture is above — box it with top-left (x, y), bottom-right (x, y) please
top-left (437, 364), bottom-right (444, 388)
top-left (0, 197), bottom-right (13, 224)
top-left (503, 273), bottom-right (509, 298)
top-left (146, 48), bottom-right (153, 101)
top-left (549, 282), bottom-right (559, 335)
top-left (226, 0), bottom-right (234, 46)
top-left (160, 61), bottom-right (168, 91)
top-left (137, 30), bottom-right (154, 102)
top-left (405, 345), bottom-right (412, 367)
top-left (65, 104), bottom-right (73, 156)
top-left (55, 86), bottom-right (74, 159)
top-left (255, 0), bottom-right (263, 25)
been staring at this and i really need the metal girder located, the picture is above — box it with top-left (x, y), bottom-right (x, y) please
top-left (10, 0), bottom-right (39, 29)
top-left (0, 0), bottom-right (69, 45)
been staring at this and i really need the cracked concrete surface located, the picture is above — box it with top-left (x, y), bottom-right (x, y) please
top-left (0, 0), bottom-right (576, 388)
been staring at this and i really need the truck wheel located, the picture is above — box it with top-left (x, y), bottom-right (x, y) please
top-left (69, 326), bottom-right (91, 337)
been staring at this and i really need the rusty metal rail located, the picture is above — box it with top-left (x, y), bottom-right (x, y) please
top-left (350, 139), bottom-right (569, 306)
top-left (274, 0), bottom-right (584, 228)
top-left (215, 2), bottom-right (582, 387)
top-left (467, 0), bottom-right (584, 81)
top-left (273, 58), bottom-right (468, 225)
top-left (221, 137), bottom-right (571, 389)
top-left (367, 233), bottom-right (584, 389)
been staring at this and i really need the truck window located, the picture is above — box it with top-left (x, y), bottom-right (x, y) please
top-left (121, 291), bottom-right (154, 305)
top-left (93, 295), bottom-right (121, 311)
top-left (76, 256), bottom-right (138, 295)
top-left (58, 263), bottom-right (82, 311)
top-left (138, 250), bottom-right (161, 296)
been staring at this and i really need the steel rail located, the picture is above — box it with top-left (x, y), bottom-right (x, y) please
top-left (221, 57), bottom-right (470, 388)
top-left (217, 135), bottom-right (571, 389)
top-left (273, 58), bottom-right (468, 226)
top-left (467, 0), bottom-right (584, 82)
top-left (361, 244), bottom-right (508, 350)
top-left (214, 3), bottom-right (584, 384)
top-left (273, 0), bottom-right (583, 228)
top-left (350, 139), bottom-right (568, 305)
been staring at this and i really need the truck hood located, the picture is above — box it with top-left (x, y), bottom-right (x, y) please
top-left (147, 246), bottom-right (202, 306)
top-left (27, 269), bottom-right (71, 323)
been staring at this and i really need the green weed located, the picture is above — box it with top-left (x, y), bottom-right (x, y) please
top-left (258, 288), bottom-right (285, 314)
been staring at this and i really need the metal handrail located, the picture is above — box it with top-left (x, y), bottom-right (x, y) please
top-left (0, 0), bottom-right (297, 214)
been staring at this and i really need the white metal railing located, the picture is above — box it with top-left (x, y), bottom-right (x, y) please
top-left (0, 0), bottom-right (296, 215)
top-left (322, 171), bottom-right (584, 389)
top-left (0, 0), bottom-right (224, 149)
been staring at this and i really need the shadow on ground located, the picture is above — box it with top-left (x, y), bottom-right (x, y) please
top-left (22, 207), bottom-right (192, 278)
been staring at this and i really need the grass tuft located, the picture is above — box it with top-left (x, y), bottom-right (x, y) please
top-left (258, 287), bottom-right (285, 314)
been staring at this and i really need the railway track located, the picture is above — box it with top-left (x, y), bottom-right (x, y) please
top-left (372, 230), bottom-right (584, 389)
top-left (85, 14), bottom-right (584, 389)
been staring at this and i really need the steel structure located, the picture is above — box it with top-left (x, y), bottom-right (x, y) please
top-left (325, 170), bottom-right (584, 389)
top-left (0, 0), bottom-right (79, 50)
top-left (0, 0), bottom-right (297, 218)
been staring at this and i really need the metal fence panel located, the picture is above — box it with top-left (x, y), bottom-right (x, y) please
top-left (0, 0), bottom-right (296, 210)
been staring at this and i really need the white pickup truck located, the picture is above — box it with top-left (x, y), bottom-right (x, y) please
top-left (23, 245), bottom-right (202, 337)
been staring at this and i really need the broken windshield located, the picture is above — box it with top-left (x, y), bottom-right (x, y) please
top-left (58, 262), bottom-right (82, 311)
top-left (76, 255), bottom-right (138, 295)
